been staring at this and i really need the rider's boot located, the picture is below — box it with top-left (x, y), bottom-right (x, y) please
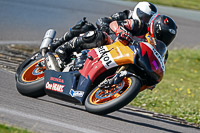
top-left (55, 37), bottom-right (84, 64)
top-left (55, 30), bottom-right (106, 65)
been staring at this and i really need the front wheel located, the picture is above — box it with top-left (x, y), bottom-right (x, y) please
top-left (15, 52), bottom-right (46, 98)
top-left (85, 76), bottom-right (141, 115)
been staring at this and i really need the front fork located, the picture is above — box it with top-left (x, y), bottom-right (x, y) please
top-left (98, 66), bottom-right (129, 88)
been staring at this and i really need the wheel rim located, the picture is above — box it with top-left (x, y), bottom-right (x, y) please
top-left (21, 58), bottom-right (45, 82)
top-left (89, 77), bottom-right (132, 104)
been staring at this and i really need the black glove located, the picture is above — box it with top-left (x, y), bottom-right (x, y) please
top-left (72, 17), bottom-right (87, 29)
top-left (70, 17), bottom-right (96, 37)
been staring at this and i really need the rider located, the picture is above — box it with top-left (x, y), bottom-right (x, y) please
top-left (96, 1), bottom-right (157, 33)
top-left (51, 1), bottom-right (157, 48)
top-left (53, 14), bottom-right (177, 65)
top-left (54, 18), bottom-right (147, 63)
top-left (50, 2), bottom-right (158, 62)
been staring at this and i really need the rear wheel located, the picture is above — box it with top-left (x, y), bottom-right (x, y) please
top-left (16, 52), bottom-right (46, 98)
top-left (85, 76), bottom-right (141, 115)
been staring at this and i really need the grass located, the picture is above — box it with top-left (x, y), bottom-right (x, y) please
top-left (129, 0), bottom-right (200, 10)
top-left (130, 49), bottom-right (200, 126)
top-left (0, 124), bottom-right (31, 133)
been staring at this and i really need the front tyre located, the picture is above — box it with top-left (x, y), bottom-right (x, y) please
top-left (85, 76), bottom-right (141, 115)
top-left (16, 52), bottom-right (46, 98)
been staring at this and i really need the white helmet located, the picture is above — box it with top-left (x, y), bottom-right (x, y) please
top-left (132, 2), bottom-right (157, 23)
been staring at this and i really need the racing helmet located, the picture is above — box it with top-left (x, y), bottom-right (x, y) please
top-left (149, 14), bottom-right (177, 46)
top-left (132, 2), bottom-right (157, 23)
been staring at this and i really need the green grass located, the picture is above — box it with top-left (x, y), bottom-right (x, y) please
top-left (129, 0), bottom-right (200, 10)
top-left (0, 124), bottom-right (31, 133)
top-left (130, 49), bottom-right (200, 125)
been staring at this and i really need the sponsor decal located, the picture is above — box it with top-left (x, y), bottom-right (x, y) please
top-left (69, 89), bottom-right (84, 97)
top-left (95, 46), bottom-right (118, 69)
top-left (169, 29), bottom-right (176, 35)
top-left (45, 82), bottom-right (64, 92)
top-left (50, 77), bottom-right (64, 83)
top-left (143, 42), bottom-right (165, 72)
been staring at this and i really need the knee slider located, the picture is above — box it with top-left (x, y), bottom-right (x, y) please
top-left (82, 31), bottom-right (96, 43)
top-left (80, 30), bottom-right (106, 49)
top-left (82, 30), bottom-right (105, 45)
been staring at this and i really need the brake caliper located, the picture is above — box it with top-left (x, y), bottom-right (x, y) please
top-left (98, 71), bottom-right (128, 89)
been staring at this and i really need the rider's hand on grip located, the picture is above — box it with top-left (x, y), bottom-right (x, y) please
top-left (118, 32), bottom-right (133, 44)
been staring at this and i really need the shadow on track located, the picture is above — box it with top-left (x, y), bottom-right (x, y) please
top-left (105, 109), bottom-right (199, 133)
top-left (118, 109), bottom-right (199, 129)
top-left (106, 114), bottom-right (181, 133)
top-left (37, 97), bottom-right (199, 132)
top-left (37, 98), bottom-right (86, 112)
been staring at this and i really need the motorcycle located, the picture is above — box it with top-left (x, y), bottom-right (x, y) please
top-left (15, 29), bottom-right (166, 115)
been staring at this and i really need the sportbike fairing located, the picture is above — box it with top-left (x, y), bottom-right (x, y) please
top-left (136, 42), bottom-right (165, 85)
top-left (44, 40), bottom-right (165, 104)
top-left (44, 41), bottom-right (137, 104)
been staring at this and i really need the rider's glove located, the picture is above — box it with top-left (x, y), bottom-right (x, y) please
top-left (71, 17), bottom-right (96, 37)
top-left (118, 32), bottom-right (134, 44)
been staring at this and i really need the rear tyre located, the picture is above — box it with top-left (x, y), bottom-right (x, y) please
top-left (16, 52), bottom-right (46, 98)
top-left (85, 76), bottom-right (141, 115)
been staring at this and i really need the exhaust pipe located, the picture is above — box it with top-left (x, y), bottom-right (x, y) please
top-left (45, 52), bottom-right (61, 72)
top-left (40, 29), bottom-right (56, 56)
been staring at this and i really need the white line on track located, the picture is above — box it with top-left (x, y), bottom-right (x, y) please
top-left (0, 107), bottom-right (101, 133)
top-left (0, 41), bottom-right (40, 45)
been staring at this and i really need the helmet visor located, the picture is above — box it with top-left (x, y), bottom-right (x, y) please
top-left (136, 8), bottom-right (153, 23)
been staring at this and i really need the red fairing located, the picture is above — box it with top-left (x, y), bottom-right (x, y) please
top-left (140, 42), bottom-right (164, 81)
top-left (79, 49), bottom-right (107, 82)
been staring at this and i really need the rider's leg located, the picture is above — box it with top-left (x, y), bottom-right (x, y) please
top-left (55, 30), bottom-right (106, 63)
top-left (50, 18), bottom-right (96, 51)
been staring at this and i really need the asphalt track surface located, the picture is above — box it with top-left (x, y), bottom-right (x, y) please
top-left (0, 0), bottom-right (200, 133)
top-left (0, 0), bottom-right (200, 48)
top-left (0, 69), bottom-right (199, 133)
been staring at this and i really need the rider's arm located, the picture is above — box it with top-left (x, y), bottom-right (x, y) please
top-left (122, 19), bottom-right (148, 36)
top-left (96, 10), bottom-right (131, 33)
top-left (110, 19), bottom-right (148, 37)
top-left (110, 10), bottom-right (131, 21)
